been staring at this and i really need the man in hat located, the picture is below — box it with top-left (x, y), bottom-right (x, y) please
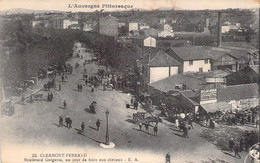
top-left (59, 116), bottom-right (63, 127)
top-left (81, 122), bottom-right (85, 132)
top-left (65, 116), bottom-right (69, 128)
top-left (96, 119), bottom-right (101, 131)
top-left (63, 100), bottom-right (67, 109)
top-left (229, 138), bottom-right (235, 152)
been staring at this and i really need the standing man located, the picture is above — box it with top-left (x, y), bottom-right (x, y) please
top-left (68, 118), bottom-right (72, 129)
top-left (188, 119), bottom-right (194, 129)
top-left (165, 153), bottom-right (171, 163)
top-left (59, 84), bottom-right (61, 91)
top-left (139, 122), bottom-right (142, 131)
top-left (229, 138), bottom-right (235, 152)
top-left (145, 122), bottom-right (149, 133)
top-left (153, 125), bottom-right (158, 136)
top-left (134, 100), bottom-right (138, 110)
top-left (65, 116), bottom-right (69, 128)
top-left (175, 118), bottom-right (179, 129)
top-left (183, 126), bottom-right (188, 138)
top-left (21, 95), bottom-right (25, 105)
top-left (63, 100), bottom-right (67, 109)
top-left (81, 122), bottom-right (85, 132)
top-left (96, 119), bottom-right (101, 131)
top-left (234, 144), bottom-right (241, 159)
top-left (59, 116), bottom-right (63, 127)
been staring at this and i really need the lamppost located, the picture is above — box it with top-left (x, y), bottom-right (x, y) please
top-left (105, 110), bottom-right (110, 145)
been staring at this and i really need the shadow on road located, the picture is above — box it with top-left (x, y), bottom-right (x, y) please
top-left (58, 106), bottom-right (65, 110)
top-left (222, 151), bottom-right (236, 158)
top-left (173, 132), bottom-right (184, 138)
top-left (132, 128), bottom-right (154, 136)
top-left (125, 119), bottom-right (135, 124)
top-left (169, 128), bottom-right (181, 132)
top-left (74, 128), bottom-right (85, 136)
top-left (89, 126), bottom-right (98, 131)
top-left (86, 136), bottom-right (103, 144)
top-left (52, 123), bottom-right (59, 127)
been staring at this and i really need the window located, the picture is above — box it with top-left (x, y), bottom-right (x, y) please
top-left (189, 60), bottom-right (193, 65)
top-left (204, 59), bottom-right (208, 64)
top-left (199, 68), bottom-right (203, 72)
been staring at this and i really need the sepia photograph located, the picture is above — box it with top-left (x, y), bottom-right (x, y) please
top-left (0, 0), bottom-right (259, 162)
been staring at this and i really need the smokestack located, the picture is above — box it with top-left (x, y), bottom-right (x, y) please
top-left (217, 12), bottom-right (222, 47)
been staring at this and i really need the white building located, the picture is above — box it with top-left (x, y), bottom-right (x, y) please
top-left (166, 46), bottom-right (212, 73)
top-left (129, 22), bottom-right (139, 31)
top-left (144, 37), bottom-right (156, 47)
top-left (63, 19), bottom-right (78, 29)
top-left (158, 30), bottom-right (174, 38)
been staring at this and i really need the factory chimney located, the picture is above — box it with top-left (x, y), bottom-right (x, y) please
top-left (217, 12), bottom-right (222, 47)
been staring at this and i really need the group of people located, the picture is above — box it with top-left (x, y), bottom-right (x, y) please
top-left (139, 122), bottom-right (158, 136)
top-left (77, 83), bottom-right (83, 92)
top-left (58, 116), bottom-right (72, 129)
top-left (130, 98), bottom-right (139, 110)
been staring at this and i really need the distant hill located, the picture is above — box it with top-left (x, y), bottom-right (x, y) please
top-left (0, 8), bottom-right (63, 15)
top-left (155, 7), bottom-right (182, 11)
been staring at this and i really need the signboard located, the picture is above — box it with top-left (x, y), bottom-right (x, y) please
top-left (200, 89), bottom-right (217, 101)
top-left (206, 78), bottom-right (226, 83)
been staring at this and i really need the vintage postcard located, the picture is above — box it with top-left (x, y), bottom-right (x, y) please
top-left (0, 0), bottom-right (259, 163)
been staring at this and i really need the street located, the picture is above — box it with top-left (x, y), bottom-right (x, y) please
top-left (0, 43), bottom-right (248, 163)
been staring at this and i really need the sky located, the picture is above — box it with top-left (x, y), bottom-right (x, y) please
top-left (0, 0), bottom-right (259, 11)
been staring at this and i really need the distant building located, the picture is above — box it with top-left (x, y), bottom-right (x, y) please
top-left (52, 18), bottom-right (78, 29)
top-left (163, 24), bottom-right (172, 32)
top-left (32, 20), bottom-right (42, 27)
top-left (83, 21), bottom-right (94, 32)
top-left (166, 46), bottom-right (212, 73)
top-left (136, 48), bottom-right (181, 85)
top-left (144, 37), bottom-right (156, 47)
top-left (99, 15), bottom-right (119, 37)
top-left (118, 22), bottom-right (126, 28)
top-left (139, 23), bottom-right (149, 30)
top-left (141, 28), bottom-right (158, 38)
top-left (217, 83), bottom-right (259, 110)
top-left (68, 24), bottom-right (80, 30)
top-left (209, 48), bottom-right (237, 71)
top-left (63, 19), bottom-right (78, 29)
top-left (129, 22), bottom-right (139, 31)
top-left (158, 30), bottom-right (174, 38)
top-left (160, 18), bottom-right (166, 24)
top-left (225, 65), bottom-right (259, 85)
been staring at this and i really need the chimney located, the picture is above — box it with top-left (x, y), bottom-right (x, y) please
top-left (217, 12), bottom-right (222, 47)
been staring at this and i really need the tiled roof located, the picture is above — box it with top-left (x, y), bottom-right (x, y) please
top-left (209, 50), bottom-right (236, 61)
top-left (147, 51), bottom-right (181, 67)
top-left (217, 83), bottom-right (259, 102)
top-left (136, 47), bottom-right (160, 64)
top-left (169, 46), bottom-right (212, 61)
top-left (249, 65), bottom-right (259, 74)
top-left (207, 47), bottom-right (250, 59)
top-left (149, 73), bottom-right (209, 93)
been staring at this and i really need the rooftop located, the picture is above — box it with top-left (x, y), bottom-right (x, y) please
top-left (149, 73), bottom-right (210, 93)
top-left (249, 65), bottom-right (259, 74)
top-left (217, 83), bottom-right (259, 102)
top-left (147, 51), bottom-right (181, 67)
top-left (168, 46), bottom-right (212, 61)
